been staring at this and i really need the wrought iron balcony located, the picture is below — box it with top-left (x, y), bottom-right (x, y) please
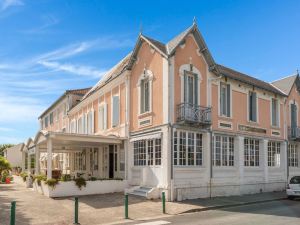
top-left (288, 126), bottom-right (300, 140)
top-left (177, 103), bottom-right (211, 125)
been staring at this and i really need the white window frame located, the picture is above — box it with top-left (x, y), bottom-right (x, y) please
top-left (288, 144), bottom-right (298, 167)
top-left (244, 138), bottom-right (260, 167)
top-left (137, 69), bottom-right (153, 115)
top-left (213, 135), bottom-right (234, 167)
top-left (133, 138), bottom-right (162, 166)
top-left (271, 98), bottom-right (280, 127)
top-left (98, 102), bottom-right (107, 131)
top-left (173, 130), bottom-right (203, 166)
top-left (219, 82), bottom-right (231, 118)
top-left (111, 94), bottom-right (120, 127)
top-left (268, 141), bottom-right (281, 167)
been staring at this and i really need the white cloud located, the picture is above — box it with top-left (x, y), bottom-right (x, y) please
top-left (0, 94), bottom-right (46, 123)
top-left (0, 0), bottom-right (23, 11)
top-left (39, 60), bottom-right (106, 78)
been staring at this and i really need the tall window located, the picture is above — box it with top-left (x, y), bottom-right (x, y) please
top-left (173, 130), bottom-right (203, 166)
top-left (112, 95), bottom-right (120, 127)
top-left (289, 144), bottom-right (298, 167)
top-left (220, 83), bottom-right (231, 117)
top-left (271, 98), bottom-right (279, 127)
top-left (249, 91), bottom-right (257, 122)
top-left (268, 141), bottom-right (280, 167)
top-left (184, 71), bottom-right (198, 105)
top-left (291, 103), bottom-right (297, 127)
top-left (140, 79), bottom-right (150, 113)
top-left (74, 150), bottom-right (86, 171)
top-left (70, 120), bottom-right (76, 133)
top-left (98, 104), bottom-right (107, 131)
top-left (244, 138), bottom-right (259, 166)
top-left (78, 117), bottom-right (83, 134)
top-left (213, 135), bottom-right (234, 166)
top-left (50, 112), bottom-right (53, 125)
top-left (87, 111), bottom-right (94, 134)
top-left (45, 116), bottom-right (48, 127)
top-left (133, 138), bottom-right (161, 166)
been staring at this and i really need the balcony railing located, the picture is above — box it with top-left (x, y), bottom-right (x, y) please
top-left (177, 103), bottom-right (211, 125)
top-left (288, 126), bottom-right (300, 140)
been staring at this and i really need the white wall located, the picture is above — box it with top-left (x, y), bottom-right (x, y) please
top-left (4, 144), bottom-right (23, 168)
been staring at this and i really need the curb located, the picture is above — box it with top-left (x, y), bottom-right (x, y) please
top-left (180, 197), bottom-right (287, 214)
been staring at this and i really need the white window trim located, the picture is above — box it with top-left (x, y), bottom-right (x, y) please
top-left (98, 101), bottom-right (107, 131)
top-left (111, 94), bottom-right (120, 128)
top-left (270, 98), bottom-right (280, 128)
top-left (218, 81), bottom-right (232, 118)
top-left (137, 69), bottom-right (153, 115)
top-left (247, 91), bottom-right (259, 123)
top-left (179, 64), bottom-right (202, 105)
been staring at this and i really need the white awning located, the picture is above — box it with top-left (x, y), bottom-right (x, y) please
top-left (130, 133), bottom-right (162, 142)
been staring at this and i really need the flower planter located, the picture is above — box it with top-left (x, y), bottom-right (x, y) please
top-left (33, 180), bottom-right (44, 194)
top-left (40, 180), bottom-right (128, 197)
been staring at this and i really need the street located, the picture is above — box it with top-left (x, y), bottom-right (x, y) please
top-left (130, 199), bottom-right (300, 225)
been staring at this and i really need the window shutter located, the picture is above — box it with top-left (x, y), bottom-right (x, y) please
top-left (92, 110), bottom-right (94, 134)
top-left (104, 103), bottom-right (107, 130)
top-left (140, 80), bottom-right (145, 113)
top-left (252, 92), bottom-right (257, 122)
top-left (112, 96), bottom-right (120, 127)
top-left (194, 74), bottom-right (198, 105)
top-left (184, 73), bottom-right (187, 103)
top-left (226, 84), bottom-right (231, 117)
top-left (98, 106), bottom-right (102, 131)
top-left (291, 104), bottom-right (297, 127)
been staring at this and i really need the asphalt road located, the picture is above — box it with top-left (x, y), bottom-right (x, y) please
top-left (130, 199), bottom-right (300, 225)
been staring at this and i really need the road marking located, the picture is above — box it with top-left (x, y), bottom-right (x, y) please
top-left (135, 220), bottom-right (171, 225)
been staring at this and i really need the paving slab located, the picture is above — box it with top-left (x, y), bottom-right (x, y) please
top-left (0, 178), bottom-right (286, 225)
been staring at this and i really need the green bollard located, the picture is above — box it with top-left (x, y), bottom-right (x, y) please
top-left (162, 192), bottom-right (166, 214)
top-left (125, 194), bottom-right (129, 219)
top-left (74, 197), bottom-right (80, 224)
top-left (10, 201), bottom-right (16, 225)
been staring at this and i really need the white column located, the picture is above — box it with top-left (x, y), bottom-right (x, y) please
top-left (236, 136), bottom-right (244, 190)
top-left (282, 141), bottom-right (288, 182)
top-left (47, 138), bottom-right (53, 179)
top-left (162, 126), bottom-right (172, 200)
top-left (35, 145), bottom-right (40, 175)
top-left (261, 139), bottom-right (269, 184)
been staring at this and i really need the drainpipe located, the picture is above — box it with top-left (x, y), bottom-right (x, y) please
top-left (209, 129), bottom-right (213, 198)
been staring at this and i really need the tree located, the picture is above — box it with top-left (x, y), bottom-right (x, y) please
top-left (0, 156), bottom-right (11, 175)
top-left (0, 144), bottom-right (14, 157)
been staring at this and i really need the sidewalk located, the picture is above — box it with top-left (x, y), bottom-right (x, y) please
top-left (167, 191), bottom-right (287, 215)
top-left (0, 179), bottom-right (286, 225)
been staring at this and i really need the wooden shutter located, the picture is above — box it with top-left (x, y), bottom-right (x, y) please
top-left (184, 73), bottom-right (187, 103)
top-left (252, 92), bottom-right (257, 122)
top-left (103, 103), bottom-right (107, 130)
top-left (226, 84), bottom-right (231, 117)
top-left (112, 96), bottom-right (119, 127)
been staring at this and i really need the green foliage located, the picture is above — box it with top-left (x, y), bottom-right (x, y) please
top-left (60, 174), bottom-right (72, 182)
top-left (34, 174), bottom-right (47, 186)
top-left (97, 177), bottom-right (123, 181)
top-left (20, 172), bottom-right (28, 182)
top-left (0, 156), bottom-right (11, 175)
top-left (45, 178), bottom-right (59, 189)
top-left (88, 177), bottom-right (97, 181)
top-left (74, 177), bottom-right (86, 190)
top-left (0, 144), bottom-right (14, 156)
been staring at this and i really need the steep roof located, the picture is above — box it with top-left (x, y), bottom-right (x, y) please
top-left (142, 35), bottom-right (167, 55)
top-left (217, 64), bottom-right (286, 96)
top-left (271, 74), bottom-right (298, 95)
top-left (38, 87), bottom-right (91, 119)
top-left (82, 52), bottom-right (132, 100)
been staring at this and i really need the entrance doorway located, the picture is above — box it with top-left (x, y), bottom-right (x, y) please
top-left (109, 145), bottom-right (114, 178)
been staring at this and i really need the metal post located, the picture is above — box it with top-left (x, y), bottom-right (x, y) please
top-left (125, 194), bottom-right (129, 219)
top-left (162, 192), bottom-right (166, 214)
top-left (74, 197), bottom-right (79, 224)
top-left (10, 201), bottom-right (16, 225)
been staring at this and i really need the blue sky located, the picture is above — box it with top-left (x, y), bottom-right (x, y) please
top-left (0, 0), bottom-right (299, 144)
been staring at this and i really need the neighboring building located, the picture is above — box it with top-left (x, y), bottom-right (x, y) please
top-left (21, 22), bottom-right (300, 200)
top-left (4, 143), bottom-right (23, 171)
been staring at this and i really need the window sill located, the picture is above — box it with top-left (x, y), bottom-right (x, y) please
top-left (219, 115), bottom-right (232, 120)
top-left (271, 125), bottom-right (280, 129)
top-left (138, 111), bottom-right (152, 118)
